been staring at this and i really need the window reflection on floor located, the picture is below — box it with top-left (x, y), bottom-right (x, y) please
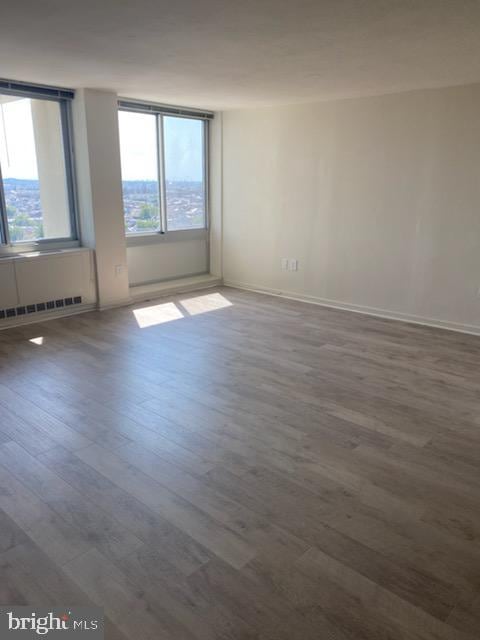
top-left (132, 292), bottom-right (233, 328)
top-left (178, 292), bottom-right (232, 316)
top-left (133, 302), bottom-right (184, 328)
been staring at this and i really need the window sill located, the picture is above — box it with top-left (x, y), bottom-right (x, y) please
top-left (126, 228), bottom-right (208, 247)
top-left (0, 245), bottom-right (88, 262)
top-left (0, 239), bottom-right (80, 258)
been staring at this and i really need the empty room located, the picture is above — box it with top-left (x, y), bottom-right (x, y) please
top-left (0, 1), bottom-right (479, 638)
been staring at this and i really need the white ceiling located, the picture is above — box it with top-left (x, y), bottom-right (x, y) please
top-left (2, 0), bottom-right (480, 110)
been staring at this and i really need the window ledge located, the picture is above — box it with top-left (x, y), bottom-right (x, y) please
top-left (0, 246), bottom-right (89, 262)
top-left (126, 228), bottom-right (207, 247)
top-left (0, 240), bottom-right (80, 258)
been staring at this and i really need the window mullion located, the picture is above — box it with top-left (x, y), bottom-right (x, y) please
top-left (0, 162), bottom-right (10, 245)
top-left (203, 119), bottom-right (209, 232)
top-left (156, 114), bottom-right (167, 234)
top-left (60, 101), bottom-right (79, 241)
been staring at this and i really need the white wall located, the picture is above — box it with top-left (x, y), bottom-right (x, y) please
top-left (209, 114), bottom-right (223, 278)
top-left (73, 89), bottom-right (130, 309)
top-left (222, 83), bottom-right (480, 332)
top-left (127, 234), bottom-right (208, 286)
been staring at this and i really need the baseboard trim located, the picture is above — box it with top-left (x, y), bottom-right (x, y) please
top-left (97, 298), bottom-right (133, 312)
top-left (224, 279), bottom-right (480, 337)
top-left (0, 304), bottom-right (97, 331)
top-left (129, 270), bottom-right (210, 289)
top-left (130, 274), bottom-right (223, 304)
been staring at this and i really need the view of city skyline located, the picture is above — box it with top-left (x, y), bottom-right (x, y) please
top-left (122, 179), bottom-right (205, 233)
top-left (4, 176), bottom-right (205, 241)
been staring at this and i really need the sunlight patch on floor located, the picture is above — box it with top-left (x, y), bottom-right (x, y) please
top-left (179, 292), bottom-right (233, 316)
top-left (132, 292), bottom-right (233, 328)
top-left (133, 302), bottom-right (184, 328)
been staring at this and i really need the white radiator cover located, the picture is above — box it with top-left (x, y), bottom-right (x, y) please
top-left (0, 248), bottom-right (96, 310)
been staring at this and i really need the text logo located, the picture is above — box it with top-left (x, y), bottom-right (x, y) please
top-left (0, 608), bottom-right (103, 639)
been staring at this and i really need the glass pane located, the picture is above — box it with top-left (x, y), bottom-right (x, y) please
top-left (118, 111), bottom-right (160, 234)
top-left (0, 96), bottom-right (71, 242)
top-left (163, 116), bottom-right (205, 231)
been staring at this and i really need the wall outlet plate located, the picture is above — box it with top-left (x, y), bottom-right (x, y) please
top-left (281, 258), bottom-right (289, 271)
top-left (289, 259), bottom-right (298, 271)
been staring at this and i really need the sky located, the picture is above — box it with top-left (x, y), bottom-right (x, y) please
top-left (119, 111), bottom-right (204, 182)
top-left (0, 98), bottom-right (204, 182)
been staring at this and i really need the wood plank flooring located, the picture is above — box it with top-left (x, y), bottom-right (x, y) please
top-left (0, 286), bottom-right (479, 639)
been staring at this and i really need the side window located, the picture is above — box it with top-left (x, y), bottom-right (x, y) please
top-left (0, 93), bottom-right (76, 245)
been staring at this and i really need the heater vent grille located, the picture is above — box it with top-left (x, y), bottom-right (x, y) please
top-left (0, 296), bottom-right (82, 321)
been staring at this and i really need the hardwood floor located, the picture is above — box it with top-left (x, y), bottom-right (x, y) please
top-left (0, 285), bottom-right (479, 639)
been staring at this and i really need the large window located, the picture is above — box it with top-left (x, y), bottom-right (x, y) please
top-left (118, 106), bottom-right (209, 235)
top-left (0, 85), bottom-right (77, 247)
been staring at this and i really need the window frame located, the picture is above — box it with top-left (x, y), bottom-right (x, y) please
top-left (118, 100), bottom-right (212, 241)
top-left (0, 80), bottom-right (79, 255)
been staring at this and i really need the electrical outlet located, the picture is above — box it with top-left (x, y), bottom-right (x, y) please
top-left (281, 258), bottom-right (289, 271)
top-left (289, 258), bottom-right (298, 272)
top-left (115, 264), bottom-right (125, 277)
